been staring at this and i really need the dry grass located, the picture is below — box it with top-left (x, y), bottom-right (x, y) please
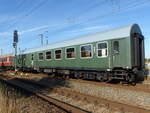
top-left (0, 81), bottom-right (66, 113)
top-left (0, 82), bottom-right (21, 113)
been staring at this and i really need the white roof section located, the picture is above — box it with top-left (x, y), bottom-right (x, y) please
top-left (22, 24), bottom-right (140, 54)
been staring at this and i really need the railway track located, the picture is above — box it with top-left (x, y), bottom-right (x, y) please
top-left (14, 71), bottom-right (150, 94)
top-left (69, 78), bottom-right (150, 93)
top-left (0, 73), bottom-right (150, 113)
top-left (0, 75), bottom-right (90, 113)
top-left (4, 70), bottom-right (150, 94)
top-left (19, 78), bottom-right (150, 113)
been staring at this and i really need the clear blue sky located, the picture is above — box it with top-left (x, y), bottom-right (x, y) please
top-left (0, 0), bottom-right (150, 58)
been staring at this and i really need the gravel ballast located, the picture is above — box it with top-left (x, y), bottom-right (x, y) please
top-left (31, 76), bottom-right (150, 110)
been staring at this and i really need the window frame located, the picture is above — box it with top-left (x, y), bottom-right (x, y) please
top-left (80, 44), bottom-right (93, 59)
top-left (54, 49), bottom-right (62, 60)
top-left (96, 41), bottom-right (108, 58)
top-left (38, 52), bottom-right (44, 61)
top-left (45, 50), bottom-right (52, 60)
top-left (65, 47), bottom-right (76, 59)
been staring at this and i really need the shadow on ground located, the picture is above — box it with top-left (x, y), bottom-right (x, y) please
top-left (0, 74), bottom-right (70, 99)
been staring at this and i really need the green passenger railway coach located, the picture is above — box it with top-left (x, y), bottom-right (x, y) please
top-left (16, 24), bottom-right (145, 84)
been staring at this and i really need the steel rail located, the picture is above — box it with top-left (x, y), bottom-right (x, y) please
top-left (19, 77), bottom-right (150, 113)
top-left (0, 75), bottom-right (91, 113)
top-left (1, 74), bottom-right (150, 113)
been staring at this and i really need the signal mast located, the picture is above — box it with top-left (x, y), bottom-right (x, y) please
top-left (13, 30), bottom-right (18, 73)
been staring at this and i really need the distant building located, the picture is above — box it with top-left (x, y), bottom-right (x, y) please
top-left (145, 63), bottom-right (150, 76)
top-left (145, 62), bottom-right (150, 67)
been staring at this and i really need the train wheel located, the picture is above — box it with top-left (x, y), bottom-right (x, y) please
top-left (74, 72), bottom-right (80, 79)
top-left (65, 75), bottom-right (69, 79)
top-left (128, 74), bottom-right (136, 86)
top-left (96, 74), bottom-right (104, 82)
top-left (131, 81), bottom-right (136, 86)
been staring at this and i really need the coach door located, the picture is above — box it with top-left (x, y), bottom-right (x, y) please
top-left (21, 54), bottom-right (26, 68)
top-left (31, 54), bottom-right (34, 68)
top-left (31, 53), bottom-right (38, 70)
top-left (112, 40), bottom-right (121, 68)
top-left (133, 33), bottom-right (144, 68)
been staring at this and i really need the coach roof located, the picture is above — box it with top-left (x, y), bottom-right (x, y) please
top-left (22, 24), bottom-right (142, 54)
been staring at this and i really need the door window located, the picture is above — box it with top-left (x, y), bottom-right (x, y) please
top-left (39, 53), bottom-right (44, 60)
top-left (31, 54), bottom-right (34, 60)
top-left (113, 41), bottom-right (119, 54)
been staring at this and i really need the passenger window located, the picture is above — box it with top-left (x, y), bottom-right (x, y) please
top-left (55, 50), bottom-right (62, 59)
top-left (97, 42), bottom-right (108, 57)
top-left (66, 48), bottom-right (75, 59)
top-left (46, 51), bottom-right (51, 60)
top-left (113, 41), bottom-right (119, 54)
top-left (81, 45), bottom-right (92, 58)
top-left (39, 53), bottom-right (44, 60)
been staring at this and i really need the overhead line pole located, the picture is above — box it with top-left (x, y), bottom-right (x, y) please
top-left (45, 31), bottom-right (48, 45)
top-left (46, 36), bottom-right (48, 45)
top-left (39, 34), bottom-right (44, 46)
top-left (1, 49), bottom-right (3, 56)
